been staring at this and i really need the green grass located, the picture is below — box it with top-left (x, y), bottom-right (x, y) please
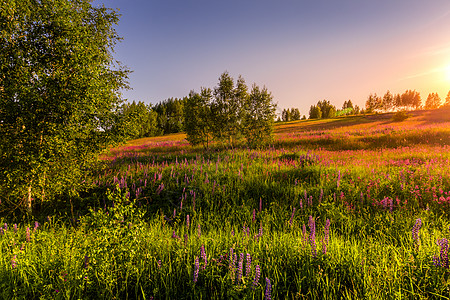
top-left (2, 111), bottom-right (450, 299)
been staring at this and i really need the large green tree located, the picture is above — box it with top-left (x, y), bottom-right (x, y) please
top-left (184, 88), bottom-right (213, 148)
top-left (0, 0), bottom-right (129, 213)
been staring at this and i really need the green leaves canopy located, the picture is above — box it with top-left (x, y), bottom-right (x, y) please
top-left (0, 0), bottom-right (129, 211)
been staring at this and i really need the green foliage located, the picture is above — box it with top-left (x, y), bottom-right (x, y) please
top-left (392, 111), bottom-right (410, 122)
top-left (154, 97), bottom-right (185, 134)
top-left (0, 0), bottom-right (130, 212)
top-left (425, 92), bottom-right (442, 109)
top-left (185, 72), bottom-right (276, 149)
top-left (242, 84), bottom-right (277, 148)
top-left (309, 105), bottom-right (322, 119)
top-left (120, 101), bottom-right (160, 138)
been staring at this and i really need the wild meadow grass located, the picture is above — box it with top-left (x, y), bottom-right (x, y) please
top-left (2, 114), bottom-right (450, 299)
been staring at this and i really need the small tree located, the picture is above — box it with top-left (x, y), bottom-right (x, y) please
top-left (425, 93), bottom-right (442, 109)
top-left (242, 84), bottom-right (276, 148)
top-left (401, 90), bottom-right (421, 110)
top-left (309, 105), bottom-right (322, 119)
top-left (445, 91), bottom-right (450, 107)
top-left (365, 93), bottom-right (382, 113)
top-left (382, 90), bottom-right (394, 112)
top-left (184, 89), bottom-right (213, 148)
top-left (291, 108), bottom-right (301, 120)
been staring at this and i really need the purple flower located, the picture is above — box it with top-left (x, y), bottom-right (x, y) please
top-left (34, 221), bottom-right (39, 231)
top-left (252, 209), bottom-right (256, 223)
top-left (4, 223), bottom-right (7, 231)
top-left (246, 253), bottom-right (252, 277)
top-left (289, 207), bottom-right (295, 227)
top-left (172, 231), bottom-right (180, 240)
top-left (264, 278), bottom-right (272, 300)
top-left (322, 219), bottom-right (331, 254)
top-left (157, 260), bottom-right (162, 269)
top-left (11, 255), bottom-right (17, 269)
top-left (308, 216), bottom-right (317, 257)
top-left (253, 265), bottom-right (261, 289)
top-left (412, 218), bottom-right (422, 248)
top-left (237, 253), bottom-right (244, 283)
top-left (201, 245), bottom-right (207, 269)
top-left (186, 215), bottom-right (190, 230)
top-left (439, 238), bottom-right (449, 268)
top-left (83, 255), bottom-right (89, 269)
top-left (13, 224), bottom-right (18, 233)
top-left (26, 227), bottom-right (30, 242)
top-left (193, 256), bottom-right (200, 283)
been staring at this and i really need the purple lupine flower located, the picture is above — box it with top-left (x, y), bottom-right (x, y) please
top-left (172, 231), bottom-right (180, 240)
top-left (201, 245), bottom-right (207, 269)
top-left (319, 189), bottom-right (324, 203)
top-left (337, 170), bottom-right (341, 188)
top-left (237, 253), bottom-right (244, 283)
top-left (439, 238), bottom-right (449, 268)
top-left (157, 260), bottom-right (162, 269)
top-left (83, 255), bottom-right (89, 269)
top-left (264, 278), bottom-right (272, 300)
top-left (26, 227), bottom-right (30, 242)
top-left (302, 224), bottom-right (307, 246)
top-left (173, 209), bottom-right (176, 218)
top-left (412, 218), bottom-right (422, 248)
top-left (308, 216), bottom-right (317, 257)
top-left (253, 265), bottom-right (261, 289)
top-left (324, 219), bottom-right (331, 245)
top-left (13, 224), bottom-right (17, 233)
top-left (246, 253), bottom-right (252, 277)
top-left (186, 215), bottom-right (190, 230)
top-left (4, 223), bottom-right (7, 231)
top-left (11, 255), bottom-right (17, 269)
top-left (193, 256), bottom-right (200, 283)
top-left (289, 207), bottom-right (296, 227)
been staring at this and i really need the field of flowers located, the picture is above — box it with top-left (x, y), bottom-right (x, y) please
top-left (2, 109), bottom-right (450, 299)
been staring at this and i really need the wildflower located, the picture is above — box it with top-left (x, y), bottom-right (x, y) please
top-left (157, 260), bottom-right (162, 269)
top-left (252, 209), bottom-right (256, 223)
top-left (264, 278), bottom-right (272, 300)
top-left (412, 218), bottom-right (422, 248)
top-left (308, 216), bottom-right (317, 257)
top-left (34, 221), bottom-right (39, 231)
top-left (246, 253), bottom-right (252, 277)
top-left (83, 255), bottom-right (89, 269)
top-left (13, 224), bottom-right (17, 233)
top-left (172, 231), bottom-right (180, 240)
top-left (289, 207), bottom-right (295, 227)
top-left (322, 219), bottom-right (331, 254)
top-left (252, 265), bottom-right (261, 289)
top-left (237, 253), bottom-right (244, 283)
top-left (201, 245), bottom-right (207, 269)
top-left (439, 238), bottom-right (449, 268)
top-left (319, 189), bottom-right (324, 203)
top-left (186, 215), bottom-right (190, 230)
top-left (193, 256), bottom-right (200, 283)
top-left (26, 227), bottom-right (30, 242)
top-left (11, 255), bottom-right (17, 269)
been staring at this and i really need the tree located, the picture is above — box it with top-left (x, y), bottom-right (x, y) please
top-left (242, 84), bottom-right (276, 147)
top-left (184, 88), bottom-right (213, 148)
top-left (291, 108), bottom-right (301, 120)
top-left (282, 108), bottom-right (291, 122)
top-left (0, 1), bottom-right (129, 212)
top-left (154, 98), bottom-right (184, 134)
top-left (401, 90), bottom-right (421, 110)
top-left (211, 72), bottom-right (238, 147)
top-left (425, 93), bottom-right (442, 109)
top-left (309, 105), bottom-right (322, 119)
top-left (316, 100), bottom-right (336, 118)
top-left (382, 90), bottom-right (394, 112)
top-left (445, 91), bottom-right (450, 107)
top-left (365, 93), bottom-right (382, 113)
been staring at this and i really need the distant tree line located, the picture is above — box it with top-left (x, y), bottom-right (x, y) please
top-left (365, 90), bottom-right (450, 113)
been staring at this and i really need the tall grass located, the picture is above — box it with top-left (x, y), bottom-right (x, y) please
top-left (2, 116), bottom-right (450, 299)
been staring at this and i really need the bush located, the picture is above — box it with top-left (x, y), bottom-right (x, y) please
top-left (392, 111), bottom-right (409, 122)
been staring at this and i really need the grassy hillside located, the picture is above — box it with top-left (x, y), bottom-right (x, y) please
top-left (2, 108), bottom-right (450, 299)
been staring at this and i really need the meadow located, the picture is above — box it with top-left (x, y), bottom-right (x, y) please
top-left (2, 108), bottom-right (450, 299)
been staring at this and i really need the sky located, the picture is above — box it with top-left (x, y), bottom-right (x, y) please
top-left (93, 0), bottom-right (450, 116)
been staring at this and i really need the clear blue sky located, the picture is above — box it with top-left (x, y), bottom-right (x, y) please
top-left (94, 0), bottom-right (450, 115)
